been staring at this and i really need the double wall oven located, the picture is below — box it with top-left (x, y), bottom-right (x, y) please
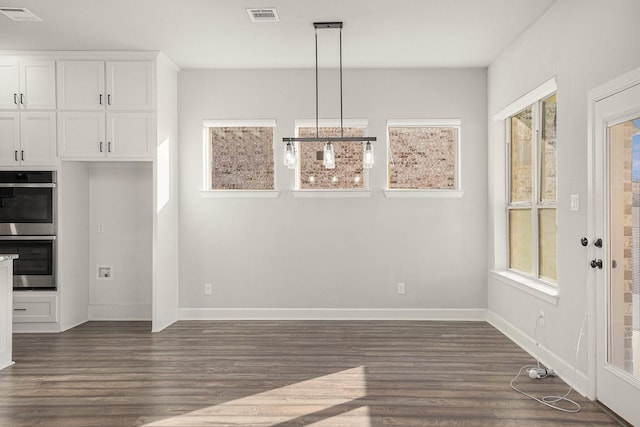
top-left (0, 171), bottom-right (56, 290)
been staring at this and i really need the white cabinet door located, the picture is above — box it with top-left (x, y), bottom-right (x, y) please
top-left (0, 113), bottom-right (20, 166)
top-left (106, 61), bottom-right (154, 110)
top-left (20, 60), bottom-right (56, 110)
top-left (57, 61), bottom-right (105, 110)
top-left (20, 112), bottom-right (57, 166)
top-left (58, 112), bottom-right (105, 158)
top-left (0, 60), bottom-right (20, 110)
top-left (106, 113), bottom-right (154, 158)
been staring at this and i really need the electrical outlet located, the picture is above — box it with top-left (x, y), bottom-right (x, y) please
top-left (204, 283), bottom-right (213, 295)
top-left (539, 309), bottom-right (545, 326)
top-left (397, 283), bottom-right (406, 295)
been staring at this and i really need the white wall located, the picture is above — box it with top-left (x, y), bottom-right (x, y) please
top-left (58, 162), bottom-right (90, 330)
top-left (178, 68), bottom-right (488, 317)
top-left (152, 54), bottom-right (180, 331)
top-left (88, 162), bottom-right (153, 320)
top-left (487, 0), bottom-right (640, 391)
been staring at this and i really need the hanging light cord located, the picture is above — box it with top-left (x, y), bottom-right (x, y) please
top-left (315, 27), bottom-right (319, 139)
top-left (509, 307), bottom-right (587, 413)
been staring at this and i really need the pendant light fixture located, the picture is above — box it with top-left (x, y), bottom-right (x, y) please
top-left (282, 22), bottom-right (376, 170)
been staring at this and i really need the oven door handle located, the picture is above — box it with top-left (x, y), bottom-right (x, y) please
top-left (0, 183), bottom-right (56, 188)
top-left (0, 235), bottom-right (56, 241)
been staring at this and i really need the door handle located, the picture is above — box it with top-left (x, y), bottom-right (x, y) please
top-left (13, 308), bottom-right (27, 311)
top-left (108, 141), bottom-right (111, 153)
top-left (21, 150), bottom-right (24, 161)
top-left (594, 238), bottom-right (603, 248)
top-left (107, 94), bottom-right (111, 105)
top-left (590, 259), bottom-right (603, 269)
top-left (99, 94), bottom-right (103, 105)
top-left (100, 141), bottom-right (103, 153)
top-left (14, 150), bottom-right (18, 161)
top-left (20, 93), bottom-right (24, 105)
top-left (13, 93), bottom-right (18, 105)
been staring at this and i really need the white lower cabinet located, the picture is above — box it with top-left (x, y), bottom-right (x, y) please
top-left (13, 294), bottom-right (58, 323)
top-left (58, 112), bottom-right (153, 159)
top-left (0, 112), bottom-right (57, 167)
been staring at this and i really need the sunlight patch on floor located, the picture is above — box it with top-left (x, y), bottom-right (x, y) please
top-left (142, 366), bottom-right (370, 426)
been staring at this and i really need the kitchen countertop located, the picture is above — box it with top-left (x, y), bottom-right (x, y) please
top-left (0, 255), bottom-right (18, 262)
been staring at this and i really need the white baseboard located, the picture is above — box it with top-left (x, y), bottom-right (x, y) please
top-left (13, 322), bottom-right (61, 333)
top-left (178, 308), bottom-right (487, 321)
top-left (487, 310), bottom-right (588, 396)
top-left (88, 303), bottom-right (151, 321)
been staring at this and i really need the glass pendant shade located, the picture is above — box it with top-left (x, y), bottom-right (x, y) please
top-left (363, 141), bottom-right (374, 169)
top-left (284, 142), bottom-right (296, 169)
top-left (323, 142), bottom-right (336, 169)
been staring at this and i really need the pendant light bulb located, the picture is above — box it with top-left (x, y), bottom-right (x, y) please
top-left (323, 141), bottom-right (336, 169)
top-left (363, 141), bottom-right (374, 169)
top-left (284, 141), bottom-right (296, 169)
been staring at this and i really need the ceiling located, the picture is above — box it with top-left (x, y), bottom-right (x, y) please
top-left (0, 0), bottom-right (556, 69)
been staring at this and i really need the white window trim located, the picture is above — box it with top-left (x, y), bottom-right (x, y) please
top-left (385, 119), bottom-right (462, 196)
top-left (493, 77), bottom-right (558, 295)
top-left (201, 119), bottom-right (279, 198)
top-left (292, 119), bottom-right (371, 195)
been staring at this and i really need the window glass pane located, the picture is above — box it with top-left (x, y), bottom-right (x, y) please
top-left (540, 95), bottom-right (557, 203)
top-left (509, 209), bottom-right (532, 274)
top-left (298, 126), bottom-right (365, 190)
top-left (388, 126), bottom-right (457, 189)
top-left (538, 208), bottom-right (557, 282)
top-left (210, 126), bottom-right (274, 190)
top-left (510, 108), bottom-right (533, 203)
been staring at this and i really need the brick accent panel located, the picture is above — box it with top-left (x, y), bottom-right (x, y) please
top-left (298, 126), bottom-right (366, 190)
top-left (209, 126), bottom-right (274, 190)
top-left (388, 126), bottom-right (457, 189)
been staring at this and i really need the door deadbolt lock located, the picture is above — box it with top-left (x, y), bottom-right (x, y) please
top-left (590, 259), bottom-right (603, 269)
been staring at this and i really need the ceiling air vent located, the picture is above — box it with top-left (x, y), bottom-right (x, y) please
top-left (246, 8), bottom-right (279, 22)
top-left (0, 7), bottom-right (42, 22)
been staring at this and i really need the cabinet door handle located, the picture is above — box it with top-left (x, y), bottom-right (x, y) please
top-left (99, 94), bottom-right (103, 105)
top-left (14, 308), bottom-right (27, 311)
top-left (13, 93), bottom-right (18, 105)
top-left (107, 94), bottom-right (111, 105)
top-left (100, 141), bottom-right (103, 153)
top-left (108, 142), bottom-right (111, 152)
top-left (14, 150), bottom-right (18, 161)
top-left (21, 150), bottom-right (24, 161)
top-left (20, 93), bottom-right (24, 105)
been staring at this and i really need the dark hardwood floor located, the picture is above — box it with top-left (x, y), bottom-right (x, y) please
top-left (0, 321), bottom-right (625, 426)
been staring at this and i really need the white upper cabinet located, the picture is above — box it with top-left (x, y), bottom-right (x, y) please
top-left (58, 111), bottom-right (153, 159)
top-left (0, 59), bottom-right (56, 110)
top-left (106, 61), bottom-right (154, 110)
top-left (0, 112), bottom-right (57, 167)
top-left (57, 60), bottom-right (105, 110)
top-left (57, 60), bottom-right (154, 111)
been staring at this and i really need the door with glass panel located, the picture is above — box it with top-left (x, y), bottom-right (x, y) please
top-left (593, 81), bottom-right (640, 426)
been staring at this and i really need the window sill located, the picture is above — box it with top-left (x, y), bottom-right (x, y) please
top-left (292, 191), bottom-right (372, 199)
top-left (383, 190), bottom-right (464, 199)
top-left (200, 190), bottom-right (280, 199)
top-left (491, 270), bottom-right (558, 306)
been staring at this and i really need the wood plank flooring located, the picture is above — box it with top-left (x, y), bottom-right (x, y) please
top-left (0, 321), bottom-right (626, 426)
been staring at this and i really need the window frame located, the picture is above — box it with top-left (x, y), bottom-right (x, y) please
top-left (292, 119), bottom-right (372, 195)
top-left (384, 119), bottom-right (463, 198)
top-left (201, 119), bottom-right (279, 198)
top-left (506, 95), bottom-right (557, 284)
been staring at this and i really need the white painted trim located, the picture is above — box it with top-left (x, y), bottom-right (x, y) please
top-left (292, 190), bottom-right (372, 199)
top-left (88, 304), bottom-right (152, 321)
top-left (13, 323), bottom-right (61, 333)
top-left (383, 190), bottom-right (464, 199)
top-left (200, 190), bottom-right (280, 199)
top-left (492, 76), bottom-right (557, 121)
top-left (0, 361), bottom-right (14, 370)
top-left (487, 310), bottom-right (588, 397)
top-left (386, 118), bottom-right (462, 127)
top-left (178, 308), bottom-right (487, 321)
top-left (294, 118), bottom-right (369, 129)
top-left (203, 119), bottom-right (276, 128)
top-left (491, 270), bottom-right (558, 306)
top-left (60, 319), bottom-right (87, 332)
